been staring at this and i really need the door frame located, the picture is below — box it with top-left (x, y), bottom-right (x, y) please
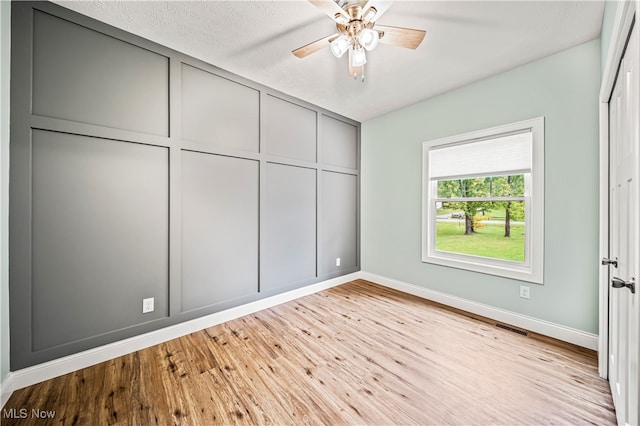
top-left (598, 0), bottom-right (638, 379)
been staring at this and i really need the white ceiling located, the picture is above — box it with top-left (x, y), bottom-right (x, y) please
top-left (54, 1), bottom-right (605, 122)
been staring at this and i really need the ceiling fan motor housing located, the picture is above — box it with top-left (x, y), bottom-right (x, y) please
top-left (336, 2), bottom-right (379, 43)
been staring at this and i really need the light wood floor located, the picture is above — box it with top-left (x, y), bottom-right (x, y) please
top-left (3, 280), bottom-right (615, 425)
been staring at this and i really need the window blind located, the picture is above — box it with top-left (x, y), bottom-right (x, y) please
top-left (429, 131), bottom-right (532, 180)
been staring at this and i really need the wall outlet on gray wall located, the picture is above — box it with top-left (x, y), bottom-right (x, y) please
top-left (142, 297), bottom-right (154, 313)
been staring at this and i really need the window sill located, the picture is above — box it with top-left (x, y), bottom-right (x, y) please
top-left (422, 251), bottom-right (543, 284)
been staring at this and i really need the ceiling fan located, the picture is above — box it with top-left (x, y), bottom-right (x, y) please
top-left (292, 0), bottom-right (426, 82)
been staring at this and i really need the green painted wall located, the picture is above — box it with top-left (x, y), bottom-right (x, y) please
top-left (361, 39), bottom-right (601, 333)
top-left (1, 0), bottom-right (11, 384)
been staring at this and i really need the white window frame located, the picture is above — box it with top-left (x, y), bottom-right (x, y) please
top-left (421, 117), bottom-right (544, 284)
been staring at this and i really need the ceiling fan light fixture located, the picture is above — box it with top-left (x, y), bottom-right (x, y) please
top-left (362, 7), bottom-right (377, 22)
top-left (334, 13), bottom-right (349, 25)
top-left (358, 28), bottom-right (380, 51)
top-left (330, 35), bottom-right (350, 58)
top-left (292, 0), bottom-right (426, 82)
top-left (349, 46), bottom-right (367, 67)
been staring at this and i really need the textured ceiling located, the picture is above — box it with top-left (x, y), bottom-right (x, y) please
top-left (54, 1), bottom-right (605, 122)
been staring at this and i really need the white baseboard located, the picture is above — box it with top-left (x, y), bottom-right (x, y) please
top-left (0, 272), bottom-right (359, 407)
top-left (360, 271), bottom-right (598, 350)
top-left (1, 269), bottom-right (599, 408)
top-left (0, 373), bottom-right (14, 409)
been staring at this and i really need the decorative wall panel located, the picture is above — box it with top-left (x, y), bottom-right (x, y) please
top-left (321, 171), bottom-right (358, 275)
top-left (31, 130), bottom-right (169, 350)
top-left (181, 151), bottom-right (259, 312)
top-left (265, 95), bottom-right (317, 162)
top-left (10, 1), bottom-right (359, 370)
top-left (181, 64), bottom-right (259, 152)
top-left (321, 115), bottom-right (358, 170)
top-left (262, 163), bottom-right (316, 291)
top-left (32, 10), bottom-right (169, 136)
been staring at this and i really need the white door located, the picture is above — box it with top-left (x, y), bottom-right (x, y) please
top-left (607, 22), bottom-right (639, 426)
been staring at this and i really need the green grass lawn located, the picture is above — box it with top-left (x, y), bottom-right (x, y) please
top-left (436, 221), bottom-right (525, 262)
top-left (485, 208), bottom-right (505, 220)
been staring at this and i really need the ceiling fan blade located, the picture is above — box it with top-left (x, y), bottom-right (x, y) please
top-left (292, 33), bottom-right (338, 58)
top-left (361, 0), bottom-right (393, 23)
top-left (376, 25), bottom-right (426, 49)
top-left (307, 0), bottom-right (349, 22)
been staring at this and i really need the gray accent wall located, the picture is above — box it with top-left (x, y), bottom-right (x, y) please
top-left (265, 95), bottom-right (317, 162)
top-left (31, 131), bottom-right (170, 351)
top-left (321, 115), bottom-right (358, 169)
top-left (32, 11), bottom-right (169, 136)
top-left (9, 2), bottom-right (360, 370)
top-left (262, 163), bottom-right (317, 292)
top-left (181, 64), bottom-right (260, 152)
top-left (321, 172), bottom-right (358, 275)
top-left (180, 152), bottom-right (259, 313)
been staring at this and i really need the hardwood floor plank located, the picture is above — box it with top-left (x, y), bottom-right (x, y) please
top-left (2, 279), bottom-right (616, 425)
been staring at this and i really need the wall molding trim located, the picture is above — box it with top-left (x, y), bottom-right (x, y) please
top-left (360, 271), bottom-right (598, 351)
top-left (0, 272), bottom-right (359, 407)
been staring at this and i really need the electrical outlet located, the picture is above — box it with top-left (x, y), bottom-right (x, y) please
top-left (519, 286), bottom-right (530, 299)
top-left (336, 257), bottom-right (341, 267)
top-left (142, 297), bottom-right (154, 314)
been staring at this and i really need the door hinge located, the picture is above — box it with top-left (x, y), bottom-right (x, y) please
top-left (611, 277), bottom-right (635, 294)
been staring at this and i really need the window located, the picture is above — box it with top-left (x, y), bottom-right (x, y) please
top-left (422, 117), bottom-right (544, 284)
